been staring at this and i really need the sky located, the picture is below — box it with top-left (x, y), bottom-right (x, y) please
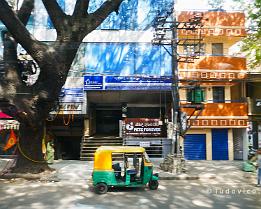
top-left (175, 0), bottom-right (242, 11)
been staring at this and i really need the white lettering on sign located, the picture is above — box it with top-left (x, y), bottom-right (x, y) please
top-left (140, 141), bottom-right (150, 147)
top-left (134, 128), bottom-right (143, 132)
top-left (144, 128), bottom-right (161, 132)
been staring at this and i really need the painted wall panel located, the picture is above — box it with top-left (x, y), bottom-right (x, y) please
top-left (32, 0), bottom-right (173, 31)
top-left (83, 43), bottom-right (171, 76)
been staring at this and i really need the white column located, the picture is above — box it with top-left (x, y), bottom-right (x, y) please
top-left (206, 87), bottom-right (213, 103)
top-left (243, 129), bottom-right (248, 161)
top-left (206, 129), bottom-right (212, 160)
top-left (228, 129), bottom-right (234, 160)
top-left (225, 86), bottom-right (231, 103)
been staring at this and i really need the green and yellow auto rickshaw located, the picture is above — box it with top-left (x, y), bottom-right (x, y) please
top-left (92, 146), bottom-right (159, 194)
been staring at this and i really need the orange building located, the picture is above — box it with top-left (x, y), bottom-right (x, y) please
top-left (177, 10), bottom-right (248, 160)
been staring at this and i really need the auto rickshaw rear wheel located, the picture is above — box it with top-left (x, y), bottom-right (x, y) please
top-left (148, 180), bottom-right (159, 190)
top-left (95, 183), bottom-right (108, 194)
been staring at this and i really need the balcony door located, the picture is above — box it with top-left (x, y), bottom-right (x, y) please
top-left (212, 43), bottom-right (223, 55)
top-left (213, 87), bottom-right (225, 103)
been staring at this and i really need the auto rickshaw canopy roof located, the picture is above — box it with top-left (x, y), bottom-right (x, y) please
top-left (93, 146), bottom-right (145, 171)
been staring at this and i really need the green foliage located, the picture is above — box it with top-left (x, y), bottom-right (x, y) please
top-left (234, 0), bottom-right (261, 69)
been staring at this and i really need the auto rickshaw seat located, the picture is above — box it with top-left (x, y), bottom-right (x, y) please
top-left (112, 163), bottom-right (122, 178)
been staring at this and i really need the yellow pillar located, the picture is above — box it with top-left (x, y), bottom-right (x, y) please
top-left (84, 119), bottom-right (90, 137)
top-left (228, 129), bottom-right (234, 160)
top-left (206, 87), bottom-right (213, 103)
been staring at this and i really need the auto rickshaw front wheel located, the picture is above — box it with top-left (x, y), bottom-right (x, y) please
top-left (95, 183), bottom-right (108, 194)
top-left (148, 180), bottom-right (159, 190)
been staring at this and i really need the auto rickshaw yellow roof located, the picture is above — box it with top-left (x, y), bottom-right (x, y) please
top-left (96, 146), bottom-right (145, 153)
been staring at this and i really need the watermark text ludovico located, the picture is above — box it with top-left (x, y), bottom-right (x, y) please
top-left (207, 187), bottom-right (261, 195)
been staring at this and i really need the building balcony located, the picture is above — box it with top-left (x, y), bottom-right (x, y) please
top-left (179, 56), bottom-right (247, 81)
top-left (177, 11), bottom-right (246, 37)
top-left (181, 102), bottom-right (248, 128)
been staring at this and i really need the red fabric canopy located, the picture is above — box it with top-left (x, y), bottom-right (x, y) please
top-left (0, 112), bottom-right (12, 119)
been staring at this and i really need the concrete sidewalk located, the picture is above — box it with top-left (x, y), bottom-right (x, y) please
top-left (0, 158), bottom-right (257, 183)
top-left (43, 159), bottom-right (258, 183)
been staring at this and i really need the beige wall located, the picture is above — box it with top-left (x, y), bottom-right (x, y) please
top-left (206, 87), bottom-right (213, 103)
top-left (179, 89), bottom-right (187, 102)
top-left (228, 129), bottom-right (234, 160)
top-left (231, 84), bottom-right (242, 101)
top-left (225, 86), bottom-right (231, 103)
top-left (203, 39), bottom-right (239, 55)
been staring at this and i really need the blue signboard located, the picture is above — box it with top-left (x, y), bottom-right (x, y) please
top-left (84, 75), bottom-right (172, 91)
top-left (59, 88), bottom-right (84, 103)
top-left (84, 76), bottom-right (103, 90)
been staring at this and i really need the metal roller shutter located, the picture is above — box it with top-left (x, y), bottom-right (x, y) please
top-left (212, 129), bottom-right (228, 160)
top-left (184, 134), bottom-right (206, 160)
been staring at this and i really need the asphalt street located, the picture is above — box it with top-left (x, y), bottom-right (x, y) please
top-left (0, 160), bottom-right (260, 209)
top-left (0, 176), bottom-right (260, 209)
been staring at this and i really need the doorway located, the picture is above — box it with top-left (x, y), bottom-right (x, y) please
top-left (96, 107), bottom-right (122, 136)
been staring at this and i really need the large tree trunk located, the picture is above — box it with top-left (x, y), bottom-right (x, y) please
top-left (12, 120), bottom-right (51, 173)
top-left (0, 0), bottom-right (124, 175)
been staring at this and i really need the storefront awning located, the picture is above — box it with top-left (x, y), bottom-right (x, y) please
top-left (0, 112), bottom-right (12, 119)
top-left (0, 112), bottom-right (19, 130)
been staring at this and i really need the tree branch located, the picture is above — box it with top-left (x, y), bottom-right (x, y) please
top-left (89, 0), bottom-right (123, 29)
top-left (3, 0), bottom-right (35, 71)
top-left (18, 0), bottom-right (34, 24)
top-left (0, 0), bottom-right (44, 62)
top-left (42, 0), bottom-right (67, 33)
top-left (73, 0), bottom-right (90, 17)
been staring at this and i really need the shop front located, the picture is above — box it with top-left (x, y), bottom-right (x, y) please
top-left (83, 75), bottom-right (173, 159)
top-left (123, 118), bottom-right (170, 158)
top-left (0, 112), bottom-right (19, 157)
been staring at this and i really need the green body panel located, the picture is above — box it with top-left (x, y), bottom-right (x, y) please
top-left (92, 171), bottom-right (118, 186)
top-left (151, 174), bottom-right (159, 181)
top-left (142, 166), bottom-right (153, 184)
top-left (93, 165), bottom-right (158, 187)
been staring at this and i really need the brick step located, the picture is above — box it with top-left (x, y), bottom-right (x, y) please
top-left (81, 143), bottom-right (123, 146)
top-left (81, 146), bottom-right (122, 151)
top-left (81, 142), bottom-right (122, 147)
top-left (80, 156), bottom-right (124, 161)
top-left (82, 140), bottom-right (123, 144)
top-left (82, 137), bottom-right (122, 141)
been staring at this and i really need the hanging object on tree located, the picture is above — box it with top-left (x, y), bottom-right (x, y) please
top-left (3, 129), bottom-right (17, 151)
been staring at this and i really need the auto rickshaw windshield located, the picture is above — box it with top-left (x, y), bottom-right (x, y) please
top-left (144, 152), bottom-right (151, 163)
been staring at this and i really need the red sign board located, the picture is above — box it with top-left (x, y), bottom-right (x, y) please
top-left (124, 118), bottom-right (164, 137)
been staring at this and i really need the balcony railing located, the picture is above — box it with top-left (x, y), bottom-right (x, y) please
top-left (177, 11), bottom-right (246, 37)
top-left (179, 56), bottom-right (246, 71)
top-left (181, 102), bottom-right (248, 127)
top-left (182, 102), bottom-right (248, 117)
top-left (179, 56), bottom-right (247, 80)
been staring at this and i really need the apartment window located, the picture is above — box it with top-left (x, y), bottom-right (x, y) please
top-left (213, 87), bottom-right (225, 103)
top-left (187, 87), bottom-right (205, 103)
top-left (212, 43), bottom-right (223, 55)
top-left (183, 44), bottom-right (205, 56)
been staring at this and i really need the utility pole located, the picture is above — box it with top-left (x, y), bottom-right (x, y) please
top-left (171, 9), bottom-right (180, 156)
top-left (153, 7), bottom-right (204, 173)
